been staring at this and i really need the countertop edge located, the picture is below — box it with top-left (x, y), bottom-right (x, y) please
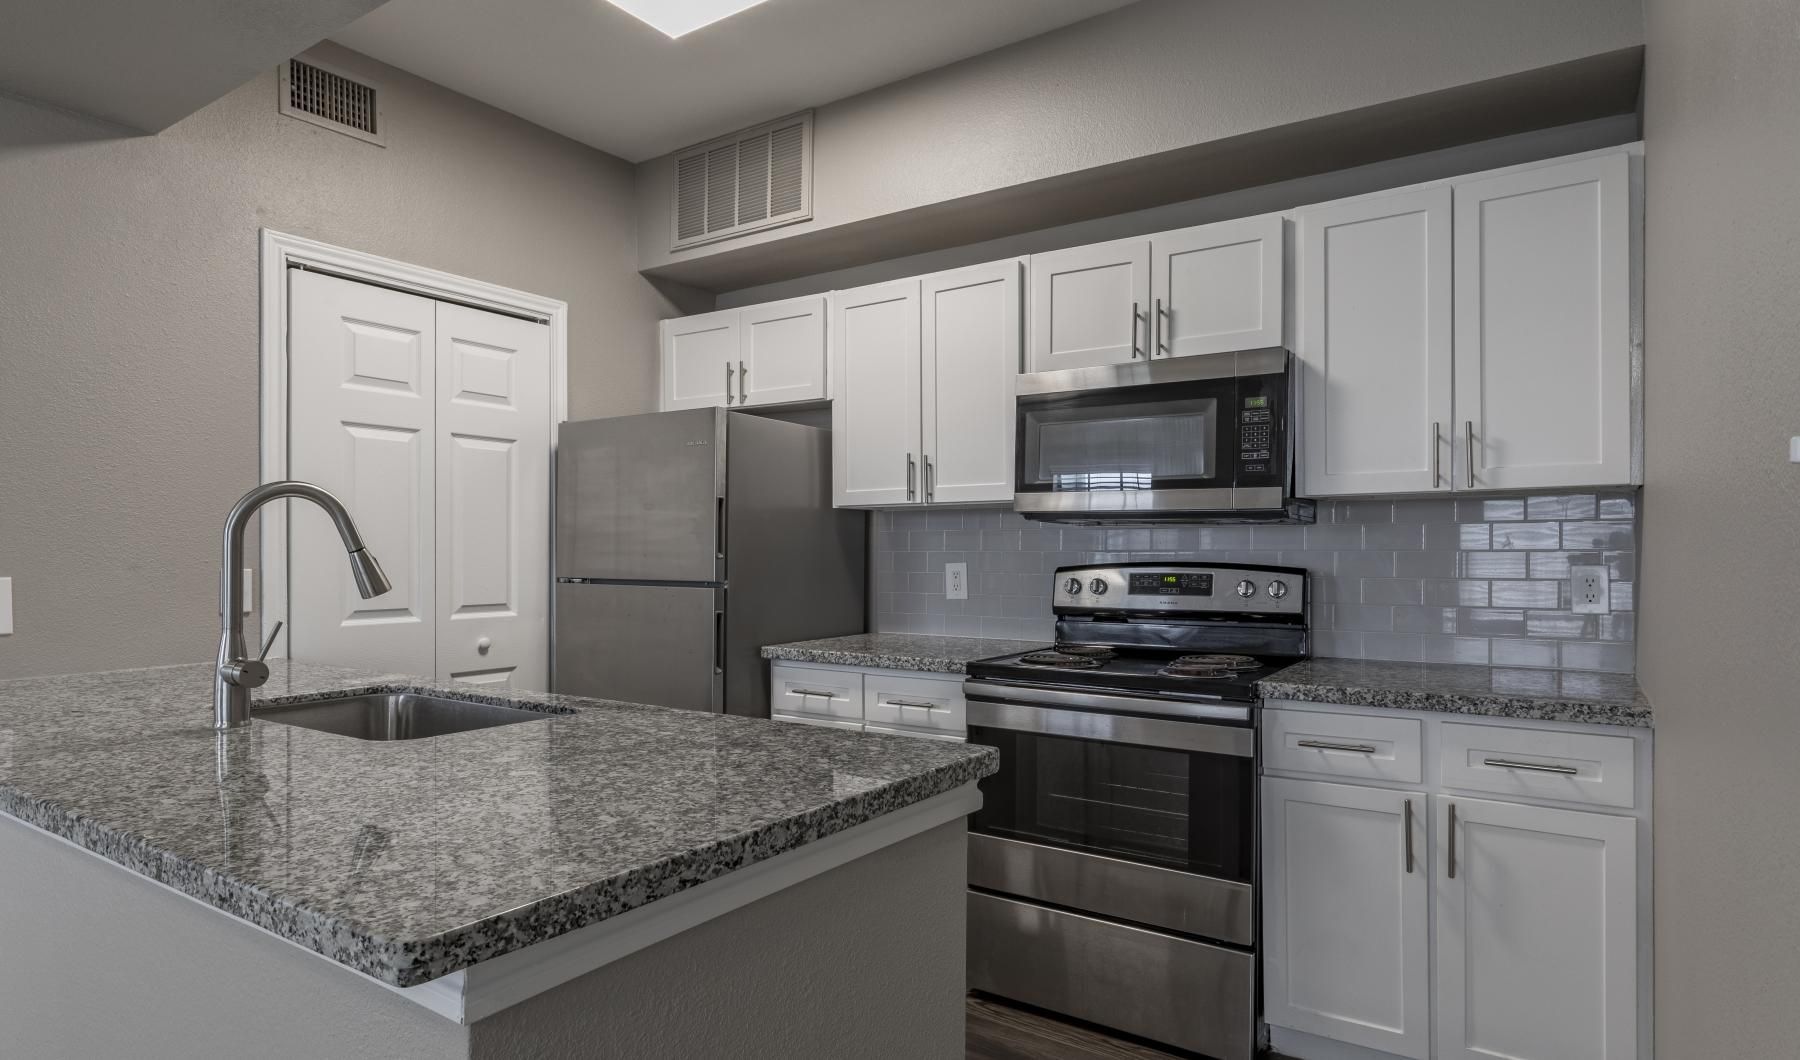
top-left (758, 644), bottom-right (974, 674)
top-left (1256, 679), bottom-right (1653, 729)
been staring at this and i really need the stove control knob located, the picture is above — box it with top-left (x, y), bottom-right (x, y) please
top-left (1235, 579), bottom-right (1257, 599)
top-left (1267, 579), bottom-right (1289, 600)
top-left (1088, 578), bottom-right (1109, 596)
top-left (1063, 577), bottom-right (1082, 596)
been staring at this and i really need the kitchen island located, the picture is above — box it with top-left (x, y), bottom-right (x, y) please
top-left (0, 661), bottom-right (994, 1059)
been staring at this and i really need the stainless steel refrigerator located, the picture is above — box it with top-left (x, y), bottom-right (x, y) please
top-left (553, 408), bottom-right (866, 716)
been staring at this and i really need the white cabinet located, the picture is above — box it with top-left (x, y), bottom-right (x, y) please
top-left (1296, 187), bottom-right (1454, 497)
top-left (833, 262), bottom-right (1020, 509)
top-left (659, 296), bottom-right (826, 411)
top-left (1297, 150), bottom-right (1638, 497)
top-left (1026, 218), bottom-right (1284, 373)
top-left (1262, 778), bottom-right (1430, 1059)
top-left (1436, 796), bottom-right (1638, 1060)
top-left (1454, 154), bottom-right (1633, 490)
top-left (767, 659), bottom-right (967, 739)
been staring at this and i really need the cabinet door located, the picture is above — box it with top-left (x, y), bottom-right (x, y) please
top-left (1152, 215), bottom-right (1284, 359)
top-left (1296, 187), bottom-right (1453, 497)
top-left (660, 309), bottom-right (739, 410)
top-left (1454, 153), bottom-right (1633, 489)
top-left (739, 295), bottom-right (826, 406)
top-left (921, 259), bottom-right (1019, 504)
top-left (1263, 778), bottom-right (1430, 1060)
top-left (1435, 795), bottom-right (1637, 1060)
top-left (1026, 238), bottom-right (1150, 372)
top-left (831, 279), bottom-right (921, 507)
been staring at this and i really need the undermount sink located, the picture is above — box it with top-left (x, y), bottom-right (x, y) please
top-left (256, 693), bottom-right (569, 741)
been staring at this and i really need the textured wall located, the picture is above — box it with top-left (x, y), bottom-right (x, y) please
top-left (0, 43), bottom-right (693, 680)
top-left (873, 491), bottom-right (1637, 672)
top-left (1639, 0), bottom-right (1800, 1052)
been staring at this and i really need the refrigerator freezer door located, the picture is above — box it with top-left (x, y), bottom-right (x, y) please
top-left (554, 582), bottom-right (725, 712)
top-left (556, 409), bottom-right (726, 583)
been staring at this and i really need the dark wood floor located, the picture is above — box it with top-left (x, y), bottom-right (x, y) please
top-left (966, 996), bottom-right (1189, 1060)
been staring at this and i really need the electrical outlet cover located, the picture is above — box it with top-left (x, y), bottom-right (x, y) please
top-left (945, 562), bottom-right (968, 601)
top-left (1569, 565), bottom-right (1609, 614)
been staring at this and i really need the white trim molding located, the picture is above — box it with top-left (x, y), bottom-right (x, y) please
top-left (257, 229), bottom-right (569, 660)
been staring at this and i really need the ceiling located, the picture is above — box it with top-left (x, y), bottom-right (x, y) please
top-left (332, 0), bottom-right (1139, 162)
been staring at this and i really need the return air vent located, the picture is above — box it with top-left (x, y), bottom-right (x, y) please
top-left (672, 112), bottom-right (812, 250)
top-left (279, 58), bottom-right (384, 146)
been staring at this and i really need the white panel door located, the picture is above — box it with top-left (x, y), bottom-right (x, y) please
top-left (1026, 238), bottom-right (1150, 372)
top-left (1454, 154), bottom-right (1632, 489)
top-left (434, 302), bottom-right (550, 691)
top-left (1435, 795), bottom-right (1638, 1060)
top-left (831, 279), bottom-right (922, 507)
top-left (1296, 187), bottom-right (1454, 497)
top-left (288, 270), bottom-right (437, 676)
top-left (739, 295), bottom-right (826, 406)
top-left (1152, 215), bottom-right (1285, 359)
top-left (921, 260), bottom-right (1019, 505)
top-left (1263, 778), bottom-right (1430, 1060)
top-left (660, 309), bottom-right (739, 410)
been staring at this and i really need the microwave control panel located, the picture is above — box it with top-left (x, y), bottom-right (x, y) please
top-left (1233, 375), bottom-right (1285, 486)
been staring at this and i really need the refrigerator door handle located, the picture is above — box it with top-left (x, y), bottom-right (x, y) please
top-left (713, 609), bottom-right (725, 675)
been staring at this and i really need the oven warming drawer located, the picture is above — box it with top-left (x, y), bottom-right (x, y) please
top-left (968, 833), bottom-right (1252, 946)
top-left (969, 890), bottom-right (1255, 1060)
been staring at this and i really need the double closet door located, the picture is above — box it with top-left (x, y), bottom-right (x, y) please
top-left (287, 269), bottom-right (550, 690)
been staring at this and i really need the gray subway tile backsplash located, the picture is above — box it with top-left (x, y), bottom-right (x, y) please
top-left (869, 490), bottom-right (1639, 674)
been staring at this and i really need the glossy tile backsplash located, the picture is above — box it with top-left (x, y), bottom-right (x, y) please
top-left (869, 491), bottom-right (1638, 673)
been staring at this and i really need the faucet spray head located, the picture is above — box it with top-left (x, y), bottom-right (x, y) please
top-left (347, 549), bottom-right (392, 599)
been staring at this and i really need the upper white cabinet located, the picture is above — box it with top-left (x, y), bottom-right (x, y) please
top-left (833, 261), bottom-right (1020, 508)
top-left (659, 295), bottom-right (825, 411)
top-left (1454, 154), bottom-right (1633, 490)
top-left (1027, 216), bottom-right (1284, 373)
top-left (1299, 149), bottom-right (1638, 496)
top-left (1297, 187), bottom-right (1454, 497)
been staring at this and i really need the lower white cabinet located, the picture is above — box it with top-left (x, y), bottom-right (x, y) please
top-left (1262, 704), bottom-right (1650, 1060)
top-left (767, 659), bottom-right (966, 739)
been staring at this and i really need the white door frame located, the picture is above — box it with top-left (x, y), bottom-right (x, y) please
top-left (258, 228), bottom-right (568, 661)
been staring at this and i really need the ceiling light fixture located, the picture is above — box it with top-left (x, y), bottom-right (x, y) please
top-left (602, 0), bottom-right (773, 39)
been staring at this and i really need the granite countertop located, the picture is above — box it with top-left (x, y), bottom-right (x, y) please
top-left (1258, 658), bottom-right (1652, 728)
top-left (760, 633), bottom-right (1049, 674)
top-left (0, 661), bottom-right (996, 988)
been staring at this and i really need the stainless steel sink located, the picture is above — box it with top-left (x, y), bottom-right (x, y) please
top-left (256, 693), bottom-right (569, 741)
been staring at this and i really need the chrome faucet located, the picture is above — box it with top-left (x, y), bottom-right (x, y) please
top-left (216, 481), bottom-right (391, 730)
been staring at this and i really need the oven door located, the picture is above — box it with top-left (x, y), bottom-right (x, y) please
top-left (963, 684), bottom-right (1255, 946)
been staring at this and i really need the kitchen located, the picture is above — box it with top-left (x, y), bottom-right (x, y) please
top-left (0, 1), bottom-right (1792, 1058)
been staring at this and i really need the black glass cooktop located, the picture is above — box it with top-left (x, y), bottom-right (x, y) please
top-left (967, 646), bottom-right (1303, 703)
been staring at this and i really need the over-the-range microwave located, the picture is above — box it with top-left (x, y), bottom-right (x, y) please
top-left (1013, 347), bottom-right (1314, 524)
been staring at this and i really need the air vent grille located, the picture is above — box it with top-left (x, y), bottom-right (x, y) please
top-left (279, 59), bottom-right (384, 146)
top-left (672, 112), bottom-right (812, 250)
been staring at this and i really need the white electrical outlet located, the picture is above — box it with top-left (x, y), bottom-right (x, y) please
top-left (945, 562), bottom-right (968, 601)
top-left (1570, 565), bottom-right (1610, 614)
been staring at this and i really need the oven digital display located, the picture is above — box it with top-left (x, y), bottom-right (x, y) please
top-left (1129, 572), bottom-right (1213, 596)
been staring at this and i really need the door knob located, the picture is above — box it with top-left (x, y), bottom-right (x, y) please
top-left (477, 636), bottom-right (492, 655)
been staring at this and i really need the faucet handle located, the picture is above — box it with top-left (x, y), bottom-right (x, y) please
top-left (258, 620), bottom-right (283, 662)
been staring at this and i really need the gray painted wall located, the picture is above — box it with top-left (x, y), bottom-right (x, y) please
top-left (874, 492), bottom-right (1638, 673)
top-left (1639, 0), bottom-right (1800, 1053)
top-left (638, 0), bottom-right (1643, 281)
top-left (0, 43), bottom-right (696, 681)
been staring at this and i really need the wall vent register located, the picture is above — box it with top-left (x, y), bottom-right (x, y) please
top-left (280, 59), bottom-right (383, 146)
top-left (673, 112), bottom-right (812, 250)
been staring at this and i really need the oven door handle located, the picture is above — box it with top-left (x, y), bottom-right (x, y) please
top-left (964, 686), bottom-right (1254, 758)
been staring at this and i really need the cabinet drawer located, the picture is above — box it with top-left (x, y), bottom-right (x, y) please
top-left (769, 663), bottom-right (862, 722)
top-left (1439, 722), bottom-right (1636, 809)
top-left (864, 673), bottom-right (965, 734)
top-left (1263, 708), bottom-right (1423, 783)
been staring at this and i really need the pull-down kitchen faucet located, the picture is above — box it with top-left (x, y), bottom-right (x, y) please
top-left (215, 481), bottom-right (391, 730)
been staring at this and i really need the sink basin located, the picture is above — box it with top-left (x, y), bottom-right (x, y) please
top-left (256, 693), bottom-right (569, 741)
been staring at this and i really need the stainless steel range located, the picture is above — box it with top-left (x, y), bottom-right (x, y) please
top-left (963, 561), bottom-right (1308, 1060)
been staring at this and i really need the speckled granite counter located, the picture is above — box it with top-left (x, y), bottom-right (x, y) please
top-left (0, 661), bottom-right (996, 987)
top-left (760, 633), bottom-right (1048, 674)
top-left (1258, 658), bottom-right (1652, 728)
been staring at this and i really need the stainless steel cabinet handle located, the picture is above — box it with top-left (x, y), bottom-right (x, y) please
top-left (1447, 802), bottom-right (1458, 879)
top-left (738, 360), bottom-right (748, 403)
top-left (1483, 757), bottom-right (1579, 776)
top-left (1464, 420), bottom-right (1476, 489)
top-left (1431, 421), bottom-right (1442, 487)
top-left (1130, 301), bottom-right (1142, 358)
top-left (884, 698), bottom-right (939, 709)
top-left (724, 362), bottom-right (734, 405)
top-left (906, 453), bottom-right (916, 500)
top-left (1154, 297), bottom-right (1165, 356)
top-left (1296, 739), bottom-right (1378, 754)
top-left (1403, 798), bottom-right (1415, 874)
top-left (923, 455), bottom-right (934, 502)
top-left (791, 688), bottom-right (839, 699)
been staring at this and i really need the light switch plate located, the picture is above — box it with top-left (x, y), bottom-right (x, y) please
top-left (945, 562), bottom-right (968, 601)
top-left (1570, 565), bottom-right (1609, 614)
top-left (0, 577), bottom-right (12, 635)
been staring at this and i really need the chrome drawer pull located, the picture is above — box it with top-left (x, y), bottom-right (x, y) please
top-left (1403, 798), bottom-right (1415, 874)
top-left (1447, 803), bottom-right (1458, 879)
top-left (884, 698), bottom-right (939, 710)
top-left (1296, 739), bottom-right (1378, 754)
top-left (1483, 757), bottom-right (1579, 776)
top-left (790, 688), bottom-right (839, 699)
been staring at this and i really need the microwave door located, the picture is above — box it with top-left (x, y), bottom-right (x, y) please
top-left (1014, 376), bottom-right (1237, 507)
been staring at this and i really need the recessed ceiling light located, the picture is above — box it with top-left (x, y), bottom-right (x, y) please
top-left (602, 0), bottom-right (773, 39)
